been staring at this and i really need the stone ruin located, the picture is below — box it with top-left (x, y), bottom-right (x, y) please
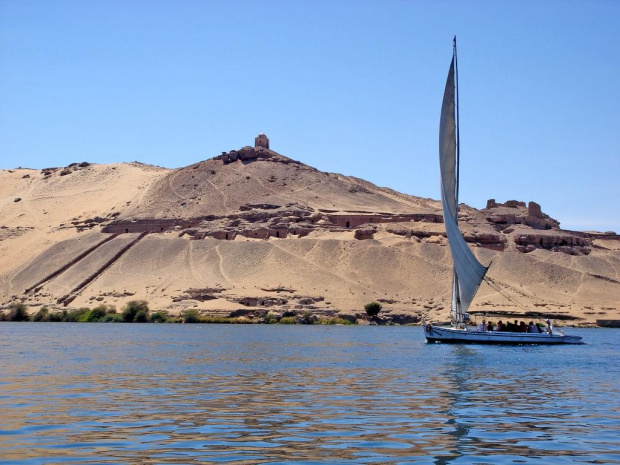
top-left (483, 199), bottom-right (591, 255)
top-left (215, 146), bottom-right (275, 165)
top-left (255, 133), bottom-right (269, 149)
top-left (215, 133), bottom-right (277, 165)
top-left (484, 199), bottom-right (560, 230)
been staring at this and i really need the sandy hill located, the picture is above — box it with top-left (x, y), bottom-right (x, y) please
top-left (1, 138), bottom-right (619, 325)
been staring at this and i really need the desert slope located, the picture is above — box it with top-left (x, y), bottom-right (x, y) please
top-left (1, 140), bottom-right (619, 325)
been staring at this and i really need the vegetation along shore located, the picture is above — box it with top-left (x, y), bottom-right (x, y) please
top-left (0, 301), bottom-right (364, 325)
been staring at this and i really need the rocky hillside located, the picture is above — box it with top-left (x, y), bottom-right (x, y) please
top-left (1, 136), bottom-right (619, 325)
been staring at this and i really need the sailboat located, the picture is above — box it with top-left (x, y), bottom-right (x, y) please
top-left (423, 38), bottom-right (583, 344)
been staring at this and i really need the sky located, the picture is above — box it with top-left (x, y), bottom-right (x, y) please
top-left (1, 0), bottom-right (619, 232)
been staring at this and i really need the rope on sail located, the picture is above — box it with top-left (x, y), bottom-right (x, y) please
top-left (483, 276), bottom-right (531, 312)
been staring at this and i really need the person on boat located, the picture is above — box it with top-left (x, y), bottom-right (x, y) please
top-left (527, 321), bottom-right (537, 333)
top-left (519, 321), bottom-right (527, 332)
top-left (486, 321), bottom-right (494, 331)
top-left (496, 320), bottom-right (504, 331)
top-left (546, 318), bottom-right (553, 334)
top-left (477, 319), bottom-right (487, 331)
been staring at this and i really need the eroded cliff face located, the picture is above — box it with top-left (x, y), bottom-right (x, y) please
top-left (1, 140), bottom-right (618, 324)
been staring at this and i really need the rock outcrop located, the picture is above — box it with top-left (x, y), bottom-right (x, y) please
top-left (514, 231), bottom-right (591, 255)
top-left (484, 199), bottom-right (559, 230)
top-left (215, 146), bottom-right (290, 165)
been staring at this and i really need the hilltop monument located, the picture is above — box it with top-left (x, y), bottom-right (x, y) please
top-left (255, 133), bottom-right (269, 149)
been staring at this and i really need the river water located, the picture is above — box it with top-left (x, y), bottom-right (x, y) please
top-left (0, 324), bottom-right (618, 464)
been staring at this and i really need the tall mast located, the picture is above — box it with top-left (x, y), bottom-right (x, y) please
top-left (453, 36), bottom-right (460, 210)
top-left (452, 36), bottom-right (462, 323)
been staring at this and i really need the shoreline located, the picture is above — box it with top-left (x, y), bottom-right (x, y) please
top-left (0, 301), bottom-right (611, 328)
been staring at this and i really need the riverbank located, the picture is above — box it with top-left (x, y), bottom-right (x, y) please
top-left (0, 301), bottom-right (357, 325)
top-left (1, 301), bottom-right (609, 327)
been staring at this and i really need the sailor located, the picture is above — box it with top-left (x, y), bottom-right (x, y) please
top-left (546, 318), bottom-right (553, 334)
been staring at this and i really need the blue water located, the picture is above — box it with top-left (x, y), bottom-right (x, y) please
top-left (0, 324), bottom-right (618, 464)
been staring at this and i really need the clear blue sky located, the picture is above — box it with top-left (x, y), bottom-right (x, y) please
top-left (1, 1), bottom-right (619, 232)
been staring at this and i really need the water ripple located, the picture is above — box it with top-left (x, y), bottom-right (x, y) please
top-left (0, 324), bottom-right (618, 464)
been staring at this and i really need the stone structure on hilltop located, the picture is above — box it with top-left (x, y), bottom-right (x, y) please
top-left (216, 134), bottom-right (281, 165)
top-left (255, 133), bottom-right (269, 149)
top-left (216, 146), bottom-right (276, 165)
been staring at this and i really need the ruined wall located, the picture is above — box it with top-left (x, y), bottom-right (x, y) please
top-left (484, 199), bottom-right (559, 230)
top-left (102, 218), bottom-right (201, 234)
top-left (515, 233), bottom-right (591, 255)
top-left (215, 146), bottom-right (279, 165)
top-left (255, 133), bottom-right (269, 149)
top-left (326, 213), bottom-right (442, 229)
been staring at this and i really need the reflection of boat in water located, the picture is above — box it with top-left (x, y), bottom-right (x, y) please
top-left (424, 38), bottom-right (582, 345)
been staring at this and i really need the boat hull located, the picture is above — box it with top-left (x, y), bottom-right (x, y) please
top-left (424, 324), bottom-right (583, 345)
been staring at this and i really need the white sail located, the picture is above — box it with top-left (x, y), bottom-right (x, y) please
top-left (423, 39), bottom-right (583, 345)
top-left (439, 54), bottom-right (488, 317)
top-left (439, 58), bottom-right (458, 221)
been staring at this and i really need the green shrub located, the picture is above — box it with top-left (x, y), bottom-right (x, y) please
top-left (279, 316), bottom-right (298, 324)
top-left (77, 309), bottom-right (93, 322)
top-left (87, 306), bottom-right (108, 322)
top-left (182, 309), bottom-right (202, 323)
top-left (7, 303), bottom-right (28, 321)
top-left (121, 300), bottom-right (149, 322)
top-left (265, 313), bottom-right (279, 324)
top-left (7, 303), bottom-right (29, 321)
top-left (151, 311), bottom-right (169, 323)
top-left (101, 313), bottom-right (123, 323)
top-left (364, 302), bottom-right (382, 318)
top-left (133, 309), bottom-right (149, 323)
top-left (47, 311), bottom-right (64, 322)
top-left (63, 307), bottom-right (90, 322)
top-left (32, 307), bottom-right (50, 322)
